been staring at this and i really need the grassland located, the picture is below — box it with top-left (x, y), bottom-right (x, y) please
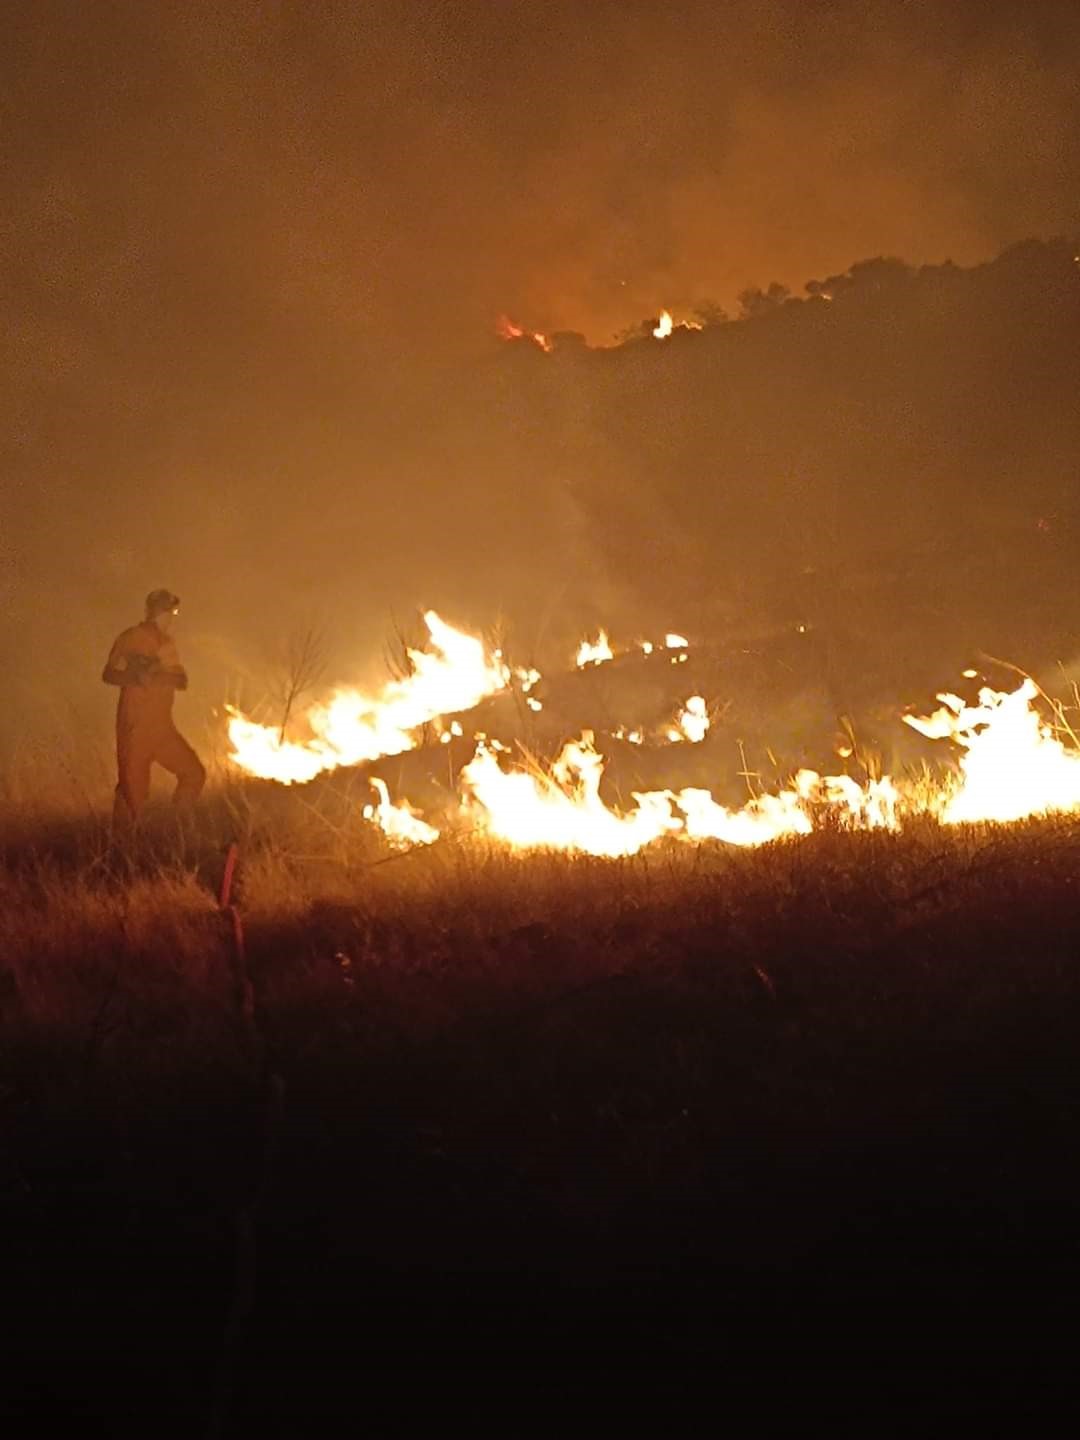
top-left (3, 788), bottom-right (1079, 1433)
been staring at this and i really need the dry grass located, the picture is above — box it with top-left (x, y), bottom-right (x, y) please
top-left (3, 788), bottom-right (1080, 1430)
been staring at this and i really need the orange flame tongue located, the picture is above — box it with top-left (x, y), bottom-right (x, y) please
top-left (496, 314), bottom-right (551, 352)
top-left (227, 611), bottom-right (509, 785)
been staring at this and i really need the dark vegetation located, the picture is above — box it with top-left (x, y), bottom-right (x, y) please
top-left (442, 238), bottom-right (1080, 701)
top-left (3, 808), bottom-right (1080, 1432)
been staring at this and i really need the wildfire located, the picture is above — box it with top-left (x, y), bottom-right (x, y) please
top-left (227, 604), bottom-right (1080, 858)
top-left (902, 678), bottom-right (1080, 823)
top-left (377, 672), bottom-right (1080, 857)
top-left (227, 611), bottom-right (509, 784)
top-left (458, 732), bottom-right (900, 855)
top-left (576, 631), bottom-right (614, 668)
top-left (576, 629), bottom-right (686, 669)
top-left (665, 695), bottom-right (709, 744)
top-left (496, 314), bottom-right (552, 352)
top-left (652, 312), bottom-right (703, 340)
top-left (363, 777), bottom-right (440, 847)
top-left (461, 734), bottom-right (680, 858)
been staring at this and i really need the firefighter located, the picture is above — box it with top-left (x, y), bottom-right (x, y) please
top-left (103, 588), bottom-right (206, 829)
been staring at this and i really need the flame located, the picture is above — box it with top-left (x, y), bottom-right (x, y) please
top-left (229, 609), bottom-right (1080, 854)
top-left (363, 777), bottom-right (440, 847)
top-left (674, 772), bottom-right (898, 844)
top-left (576, 631), bottom-right (614, 668)
top-left (459, 733), bottom-right (899, 855)
top-left (613, 726), bottom-right (644, 745)
top-left (450, 674), bottom-right (1080, 854)
top-left (903, 678), bottom-right (1080, 823)
top-left (227, 611), bottom-right (509, 784)
top-left (496, 314), bottom-right (552, 352)
top-left (666, 695), bottom-right (709, 744)
top-left (652, 312), bottom-right (703, 340)
top-left (461, 734), bottom-right (681, 858)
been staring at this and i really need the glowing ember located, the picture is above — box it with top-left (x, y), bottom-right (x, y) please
top-left (664, 633), bottom-right (689, 650)
top-left (363, 777), bottom-right (440, 847)
top-left (903, 678), bottom-right (1080, 823)
top-left (227, 612), bottom-right (509, 784)
top-left (576, 631), bottom-right (614, 668)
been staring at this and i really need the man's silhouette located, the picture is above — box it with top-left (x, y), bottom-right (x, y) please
top-left (102, 588), bottom-right (206, 829)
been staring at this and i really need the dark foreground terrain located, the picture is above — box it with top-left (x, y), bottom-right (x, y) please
top-left (3, 813), bottom-right (1080, 1434)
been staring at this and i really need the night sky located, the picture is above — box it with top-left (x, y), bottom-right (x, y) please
top-left (4, 0), bottom-right (1079, 765)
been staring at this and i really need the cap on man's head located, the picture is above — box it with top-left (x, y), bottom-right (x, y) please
top-left (146, 588), bottom-right (181, 618)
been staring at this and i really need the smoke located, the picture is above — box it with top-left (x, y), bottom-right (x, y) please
top-left (2, 0), bottom-right (1080, 764)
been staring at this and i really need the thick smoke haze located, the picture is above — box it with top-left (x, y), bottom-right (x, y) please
top-left (3, 0), bottom-right (1080, 776)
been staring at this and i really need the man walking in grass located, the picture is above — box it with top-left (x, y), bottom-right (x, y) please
top-left (102, 588), bottom-right (206, 829)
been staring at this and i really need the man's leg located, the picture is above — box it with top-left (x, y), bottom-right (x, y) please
top-left (154, 726), bottom-right (207, 807)
top-left (114, 724), bottom-right (154, 830)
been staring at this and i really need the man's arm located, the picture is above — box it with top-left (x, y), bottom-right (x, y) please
top-left (102, 651), bottom-right (151, 687)
top-left (102, 655), bottom-right (188, 689)
top-left (102, 630), bottom-right (159, 687)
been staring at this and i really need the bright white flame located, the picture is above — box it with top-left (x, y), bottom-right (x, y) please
top-left (664, 633), bottom-right (689, 650)
top-left (676, 695), bottom-right (709, 743)
top-left (461, 735), bottom-right (681, 858)
top-left (228, 612), bottom-right (509, 784)
top-left (675, 787), bottom-right (812, 845)
top-left (363, 778), bottom-right (440, 847)
top-left (652, 311), bottom-right (702, 339)
top-left (460, 733), bottom-right (900, 855)
top-left (675, 770), bottom-right (899, 845)
top-left (904, 678), bottom-right (1080, 823)
top-left (576, 631), bottom-right (614, 668)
